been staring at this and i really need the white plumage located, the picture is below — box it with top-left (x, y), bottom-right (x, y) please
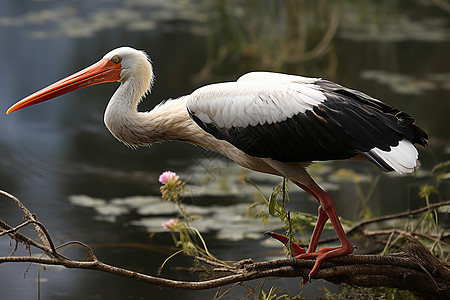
top-left (369, 138), bottom-right (419, 174)
top-left (189, 78), bottom-right (327, 128)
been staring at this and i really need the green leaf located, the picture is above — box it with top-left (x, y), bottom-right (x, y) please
top-left (268, 192), bottom-right (278, 216)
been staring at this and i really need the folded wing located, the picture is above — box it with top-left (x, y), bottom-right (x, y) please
top-left (187, 72), bottom-right (428, 173)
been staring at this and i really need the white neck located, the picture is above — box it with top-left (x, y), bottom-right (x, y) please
top-left (103, 77), bottom-right (266, 174)
top-left (104, 81), bottom-right (201, 147)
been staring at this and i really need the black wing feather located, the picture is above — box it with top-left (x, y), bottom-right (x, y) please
top-left (188, 79), bottom-right (428, 168)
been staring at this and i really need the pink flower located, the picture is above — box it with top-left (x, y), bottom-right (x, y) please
top-left (162, 218), bottom-right (180, 231)
top-left (159, 171), bottom-right (179, 184)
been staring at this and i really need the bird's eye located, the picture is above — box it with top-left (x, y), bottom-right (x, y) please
top-left (111, 55), bottom-right (122, 64)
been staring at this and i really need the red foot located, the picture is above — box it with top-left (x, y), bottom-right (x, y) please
top-left (264, 232), bottom-right (306, 256)
top-left (264, 232), bottom-right (354, 284)
top-left (296, 245), bottom-right (354, 283)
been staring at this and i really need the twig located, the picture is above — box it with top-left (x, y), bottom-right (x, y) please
top-left (0, 218), bottom-right (66, 260)
top-left (1, 219), bottom-right (46, 252)
top-left (364, 229), bottom-right (450, 247)
top-left (348, 200), bottom-right (450, 233)
top-left (0, 220), bottom-right (35, 238)
top-left (317, 200), bottom-right (450, 245)
top-left (0, 190), bottom-right (54, 252)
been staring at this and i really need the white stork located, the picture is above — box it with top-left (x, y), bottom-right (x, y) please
top-left (6, 47), bottom-right (428, 281)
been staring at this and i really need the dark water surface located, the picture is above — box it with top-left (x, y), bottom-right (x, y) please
top-left (0, 1), bottom-right (449, 299)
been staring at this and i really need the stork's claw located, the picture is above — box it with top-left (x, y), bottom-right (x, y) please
top-left (296, 245), bottom-right (354, 280)
top-left (264, 232), bottom-right (354, 283)
top-left (265, 232), bottom-right (309, 283)
top-left (263, 231), bottom-right (306, 256)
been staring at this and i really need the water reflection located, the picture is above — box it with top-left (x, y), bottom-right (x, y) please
top-left (0, 0), bottom-right (449, 299)
top-left (0, 0), bottom-right (207, 39)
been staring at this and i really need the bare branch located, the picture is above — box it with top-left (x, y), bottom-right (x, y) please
top-left (363, 228), bottom-right (450, 249)
top-left (0, 190), bottom-right (56, 253)
top-left (316, 200), bottom-right (450, 246)
top-left (1, 240), bottom-right (448, 296)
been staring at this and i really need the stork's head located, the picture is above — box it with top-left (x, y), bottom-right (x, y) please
top-left (6, 47), bottom-right (153, 114)
top-left (103, 47), bottom-right (153, 87)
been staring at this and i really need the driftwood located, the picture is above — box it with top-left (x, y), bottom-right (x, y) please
top-left (1, 190), bottom-right (449, 299)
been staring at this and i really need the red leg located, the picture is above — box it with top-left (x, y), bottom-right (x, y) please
top-left (295, 181), bottom-right (354, 281)
top-left (294, 182), bottom-right (329, 253)
top-left (306, 205), bottom-right (328, 253)
top-left (264, 174), bottom-right (353, 282)
top-left (297, 182), bottom-right (354, 278)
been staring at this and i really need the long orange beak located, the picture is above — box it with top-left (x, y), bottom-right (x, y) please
top-left (6, 58), bottom-right (122, 114)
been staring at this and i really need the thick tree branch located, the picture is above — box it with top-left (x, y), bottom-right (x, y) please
top-left (1, 240), bottom-right (448, 297)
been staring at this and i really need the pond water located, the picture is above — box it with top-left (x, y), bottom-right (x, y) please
top-left (0, 1), bottom-right (449, 299)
